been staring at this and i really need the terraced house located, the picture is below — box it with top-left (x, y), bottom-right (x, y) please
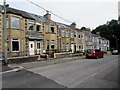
top-left (0, 5), bottom-right (110, 60)
top-left (0, 5), bottom-right (45, 58)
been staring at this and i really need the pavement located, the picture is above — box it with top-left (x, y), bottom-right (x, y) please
top-left (1, 53), bottom-right (111, 72)
top-left (7, 55), bottom-right (86, 70)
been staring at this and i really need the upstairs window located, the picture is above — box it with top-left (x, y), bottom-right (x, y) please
top-left (46, 25), bottom-right (49, 32)
top-left (36, 23), bottom-right (41, 32)
top-left (6, 15), bottom-right (9, 28)
top-left (74, 32), bottom-right (76, 38)
top-left (51, 25), bottom-right (54, 33)
top-left (28, 22), bottom-right (34, 31)
top-left (11, 16), bottom-right (20, 29)
top-left (66, 30), bottom-right (69, 37)
top-left (62, 30), bottom-right (65, 37)
top-left (79, 35), bottom-right (80, 38)
top-left (71, 32), bottom-right (74, 38)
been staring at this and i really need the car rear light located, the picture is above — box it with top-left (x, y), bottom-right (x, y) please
top-left (93, 51), bottom-right (95, 53)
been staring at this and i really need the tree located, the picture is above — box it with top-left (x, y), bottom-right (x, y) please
top-left (92, 19), bottom-right (120, 52)
top-left (81, 27), bottom-right (86, 30)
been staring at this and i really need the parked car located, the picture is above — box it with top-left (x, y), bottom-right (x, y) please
top-left (86, 49), bottom-right (104, 59)
top-left (101, 50), bottom-right (107, 54)
top-left (112, 50), bottom-right (118, 55)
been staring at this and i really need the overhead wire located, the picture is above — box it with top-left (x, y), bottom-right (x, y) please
top-left (26, 0), bottom-right (73, 24)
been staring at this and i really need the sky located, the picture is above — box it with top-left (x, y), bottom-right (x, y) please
top-left (0, 0), bottom-right (119, 29)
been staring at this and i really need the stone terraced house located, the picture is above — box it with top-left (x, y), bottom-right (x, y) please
top-left (0, 5), bottom-right (110, 60)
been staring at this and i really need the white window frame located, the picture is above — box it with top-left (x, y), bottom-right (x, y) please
top-left (51, 25), bottom-right (55, 33)
top-left (71, 32), bottom-right (74, 38)
top-left (62, 43), bottom-right (65, 51)
top-left (66, 44), bottom-right (69, 51)
top-left (62, 30), bottom-right (65, 37)
top-left (46, 24), bottom-right (49, 32)
top-left (36, 42), bottom-right (41, 54)
top-left (11, 39), bottom-right (20, 52)
top-left (11, 16), bottom-right (20, 29)
top-left (36, 42), bottom-right (41, 49)
top-left (36, 23), bottom-right (41, 32)
top-left (66, 30), bottom-right (69, 37)
top-left (6, 15), bottom-right (9, 28)
top-left (28, 22), bottom-right (34, 31)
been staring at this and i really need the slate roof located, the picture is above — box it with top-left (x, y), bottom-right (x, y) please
top-left (0, 5), bottom-right (49, 22)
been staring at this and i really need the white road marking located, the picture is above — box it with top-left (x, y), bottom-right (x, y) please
top-left (0, 66), bottom-right (24, 74)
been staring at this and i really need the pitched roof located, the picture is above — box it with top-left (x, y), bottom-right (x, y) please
top-left (0, 5), bottom-right (50, 22)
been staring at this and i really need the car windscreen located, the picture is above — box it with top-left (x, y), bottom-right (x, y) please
top-left (95, 50), bottom-right (100, 52)
top-left (87, 49), bottom-right (93, 53)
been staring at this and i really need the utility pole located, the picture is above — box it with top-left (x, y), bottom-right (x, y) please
top-left (3, 0), bottom-right (8, 65)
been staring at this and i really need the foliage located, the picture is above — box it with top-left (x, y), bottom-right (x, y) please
top-left (92, 19), bottom-right (120, 52)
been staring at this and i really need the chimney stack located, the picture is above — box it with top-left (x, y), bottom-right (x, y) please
top-left (44, 11), bottom-right (51, 20)
top-left (71, 22), bottom-right (76, 28)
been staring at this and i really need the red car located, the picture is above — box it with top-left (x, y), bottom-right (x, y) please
top-left (86, 49), bottom-right (104, 59)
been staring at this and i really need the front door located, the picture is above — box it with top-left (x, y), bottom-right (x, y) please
top-left (29, 41), bottom-right (34, 55)
top-left (36, 42), bottom-right (41, 54)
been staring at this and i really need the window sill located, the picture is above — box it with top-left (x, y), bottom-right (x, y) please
top-left (46, 32), bottom-right (56, 34)
top-left (7, 28), bottom-right (23, 30)
top-left (11, 51), bottom-right (20, 52)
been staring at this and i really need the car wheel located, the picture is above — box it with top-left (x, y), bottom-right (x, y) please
top-left (96, 56), bottom-right (98, 59)
top-left (86, 56), bottom-right (89, 59)
top-left (101, 55), bottom-right (104, 58)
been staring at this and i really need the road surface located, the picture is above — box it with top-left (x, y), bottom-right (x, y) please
top-left (2, 55), bottom-right (119, 88)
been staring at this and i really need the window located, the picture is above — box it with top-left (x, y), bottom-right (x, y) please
top-left (51, 25), bottom-right (54, 33)
top-left (66, 44), bottom-right (69, 51)
top-left (81, 35), bottom-right (83, 38)
top-left (6, 15), bottom-right (9, 28)
top-left (74, 32), bottom-right (76, 37)
top-left (62, 30), bottom-right (65, 37)
top-left (51, 40), bottom-right (55, 50)
top-left (11, 16), bottom-right (20, 29)
top-left (79, 45), bottom-right (81, 49)
top-left (71, 32), bottom-right (74, 38)
top-left (46, 25), bottom-right (49, 32)
top-left (66, 30), bottom-right (69, 37)
top-left (36, 23), bottom-right (41, 32)
top-left (62, 43), bottom-right (65, 51)
top-left (79, 35), bottom-right (80, 38)
top-left (46, 40), bottom-right (49, 50)
top-left (28, 22), bottom-right (34, 31)
top-left (12, 39), bottom-right (20, 52)
top-left (37, 42), bottom-right (41, 49)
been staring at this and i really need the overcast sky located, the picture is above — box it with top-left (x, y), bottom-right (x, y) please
top-left (0, 0), bottom-right (119, 29)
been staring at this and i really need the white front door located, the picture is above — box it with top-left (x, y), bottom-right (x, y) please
top-left (36, 42), bottom-right (41, 54)
top-left (29, 41), bottom-right (34, 55)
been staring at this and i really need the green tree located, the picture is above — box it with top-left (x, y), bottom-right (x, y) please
top-left (92, 19), bottom-right (120, 52)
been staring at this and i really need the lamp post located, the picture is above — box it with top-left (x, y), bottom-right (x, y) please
top-left (113, 35), bottom-right (118, 50)
top-left (3, 0), bottom-right (8, 65)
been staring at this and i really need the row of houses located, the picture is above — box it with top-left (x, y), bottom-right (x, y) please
top-left (0, 5), bottom-right (109, 58)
